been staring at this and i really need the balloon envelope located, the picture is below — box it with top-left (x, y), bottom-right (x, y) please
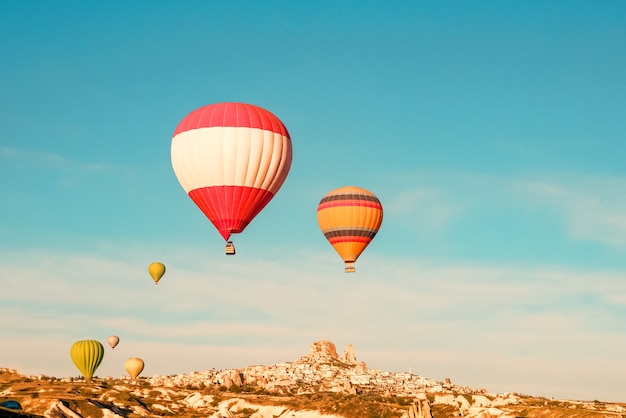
top-left (148, 262), bottom-right (166, 285)
top-left (107, 335), bottom-right (119, 349)
top-left (171, 102), bottom-right (293, 242)
top-left (317, 186), bottom-right (383, 271)
top-left (70, 340), bottom-right (104, 381)
top-left (125, 358), bottom-right (145, 379)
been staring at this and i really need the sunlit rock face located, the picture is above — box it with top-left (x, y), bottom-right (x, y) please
top-left (342, 344), bottom-right (357, 364)
top-left (308, 340), bottom-right (338, 359)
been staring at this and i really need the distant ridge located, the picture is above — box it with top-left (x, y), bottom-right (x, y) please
top-left (1, 341), bottom-right (625, 417)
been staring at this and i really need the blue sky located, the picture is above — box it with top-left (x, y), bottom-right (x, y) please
top-left (1, 0), bottom-right (625, 402)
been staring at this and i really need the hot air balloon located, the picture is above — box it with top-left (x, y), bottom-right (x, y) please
top-left (107, 335), bottom-right (119, 349)
top-left (70, 340), bottom-right (104, 381)
top-left (125, 358), bottom-right (144, 380)
top-left (148, 262), bottom-right (166, 285)
top-left (171, 102), bottom-right (293, 255)
top-left (317, 186), bottom-right (383, 273)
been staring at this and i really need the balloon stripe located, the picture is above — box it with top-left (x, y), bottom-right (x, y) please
top-left (172, 128), bottom-right (291, 192)
top-left (323, 230), bottom-right (378, 238)
top-left (318, 200), bottom-right (382, 207)
top-left (189, 186), bottom-right (275, 240)
top-left (317, 207), bottom-right (382, 228)
top-left (317, 200), bottom-right (382, 210)
top-left (319, 194), bottom-right (381, 204)
top-left (173, 102), bottom-right (289, 137)
top-left (327, 236), bottom-right (374, 244)
top-left (321, 226), bottom-right (378, 233)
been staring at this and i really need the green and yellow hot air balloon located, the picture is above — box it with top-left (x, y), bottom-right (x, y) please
top-left (148, 262), bottom-right (166, 285)
top-left (70, 340), bottom-right (104, 381)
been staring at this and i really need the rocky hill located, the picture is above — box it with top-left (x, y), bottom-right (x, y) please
top-left (1, 340), bottom-right (624, 417)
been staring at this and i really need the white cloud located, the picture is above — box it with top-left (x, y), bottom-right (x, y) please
top-left (607, 293), bottom-right (626, 306)
top-left (384, 187), bottom-right (462, 232)
top-left (0, 145), bottom-right (117, 175)
top-left (0, 146), bottom-right (19, 158)
top-left (0, 146), bottom-right (68, 167)
top-left (516, 175), bottom-right (626, 247)
top-left (382, 171), bottom-right (626, 249)
top-left (1, 243), bottom-right (625, 401)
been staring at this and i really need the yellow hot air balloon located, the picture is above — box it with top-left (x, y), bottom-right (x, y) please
top-left (125, 357), bottom-right (145, 380)
top-left (148, 262), bottom-right (166, 285)
top-left (70, 340), bottom-right (105, 381)
top-left (317, 186), bottom-right (383, 273)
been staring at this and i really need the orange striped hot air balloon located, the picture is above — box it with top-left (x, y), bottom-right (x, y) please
top-left (171, 102), bottom-right (292, 255)
top-left (317, 186), bottom-right (383, 273)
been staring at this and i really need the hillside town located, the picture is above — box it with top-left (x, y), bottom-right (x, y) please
top-left (149, 340), bottom-right (480, 397)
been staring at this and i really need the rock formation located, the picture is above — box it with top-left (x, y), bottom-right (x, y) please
top-left (296, 340), bottom-right (367, 372)
top-left (342, 344), bottom-right (356, 363)
top-left (308, 340), bottom-right (338, 359)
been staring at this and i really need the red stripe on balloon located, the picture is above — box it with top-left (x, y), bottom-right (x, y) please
top-left (317, 200), bottom-right (383, 211)
top-left (327, 237), bottom-right (373, 244)
top-left (188, 186), bottom-right (275, 241)
top-left (173, 102), bottom-right (290, 137)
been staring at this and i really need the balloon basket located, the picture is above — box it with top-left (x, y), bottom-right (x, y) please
top-left (225, 241), bottom-right (236, 255)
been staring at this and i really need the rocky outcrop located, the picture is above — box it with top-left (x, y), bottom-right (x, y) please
top-left (403, 393), bottom-right (433, 418)
top-left (222, 369), bottom-right (243, 388)
top-left (298, 340), bottom-right (339, 362)
top-left (295, 340), bottom-right (368, 373)
top-left (43, 401), bottom-right (82, 418)
top-left (342, 344), bottom-right (356, 364)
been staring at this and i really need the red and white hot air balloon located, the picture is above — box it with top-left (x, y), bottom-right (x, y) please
top-left (171, 102), bottom-right (293, 254)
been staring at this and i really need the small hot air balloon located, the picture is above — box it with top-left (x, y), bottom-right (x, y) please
top-left (317, 186), bottom-right (383, 273)
top-left (148, 262), bottom-right (166, 285)
top-left (171, 102), bottom-right (293, 255)
top-left (107, 335), bottom-right (119, 349)
top-left (125, 357), bottom-right (144, 380)
top-left (70, 340), bottom-right (104, 381)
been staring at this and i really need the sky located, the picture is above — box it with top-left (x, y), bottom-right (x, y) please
top-left (1, 0), bottom-right (625, 403)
